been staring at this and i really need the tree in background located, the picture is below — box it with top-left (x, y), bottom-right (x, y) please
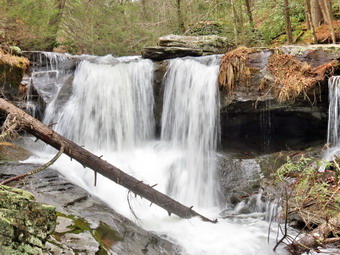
top-left (0, 0), bottom-right (60, 50)
top-left (284, 0), bottom-right (293, 43)
top-left (0, 0), bottom-right (339, 55)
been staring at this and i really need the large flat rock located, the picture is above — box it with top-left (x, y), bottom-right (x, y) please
top-left (143, 34), bottom-right (233, 61)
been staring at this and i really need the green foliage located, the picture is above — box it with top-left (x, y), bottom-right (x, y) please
top-left (1, 0), bottom-right (60, 50)
top-left (256, 0), bottom-right (305, 44)
top-left (276, 156), bottom-right (339, 226)
top-left (0, 0), bottom-right (332, 54)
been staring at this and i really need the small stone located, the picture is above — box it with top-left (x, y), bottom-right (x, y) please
top-left (55, 216), bottom-right (74, 233)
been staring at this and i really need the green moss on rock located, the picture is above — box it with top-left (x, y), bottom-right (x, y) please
top-left (0, 185), bottom-right (57, 255)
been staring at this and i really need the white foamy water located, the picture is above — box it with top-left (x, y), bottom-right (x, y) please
top-left (44, 58), bottom-right (154, 151)
top-left (25, 54), bottom-right (291, 255)
top-left (161, 57), bottom-right (221, 208)
top-left (323, 76), bottom-right (340, 162)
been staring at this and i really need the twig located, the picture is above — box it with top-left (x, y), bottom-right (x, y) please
top-left (0, 144), bottom-right (65, 185)
top-left (0, 122), bottom-right (18, 140)
top-left (273, 186), bottom-right (289, 251)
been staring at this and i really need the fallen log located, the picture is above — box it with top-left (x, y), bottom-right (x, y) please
top-left (286, 213), bottom-right (340, 254)
top-left (0, 98), bottom-right (217, 223)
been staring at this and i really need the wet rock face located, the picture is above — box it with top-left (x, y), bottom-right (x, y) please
top-left (0, 64), bottom-right (25, 101)
top-left (0, 185), bottom-right (57, 255)
top-left (217, 153), bottom-right (262, 205)
top-left (0, 162), bottom-right (178, 255)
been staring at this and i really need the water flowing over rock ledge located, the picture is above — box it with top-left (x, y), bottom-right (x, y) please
top-left (17, 44), bottom-right (340, 153)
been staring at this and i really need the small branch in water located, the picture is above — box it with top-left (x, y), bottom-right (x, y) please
top-left (0, 144), bottom-right (65, 185)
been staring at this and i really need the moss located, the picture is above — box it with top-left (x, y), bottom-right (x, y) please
top-left (53, 212), bottom-right (122, 254)
top-left (0, 142), bottom-right (32, 162)
top-left (94, 221), bottom-right (123, 249)
top-left (0, 186), bottom-right (57, 254)
top-left (0, 49), bottom-right (29, 69)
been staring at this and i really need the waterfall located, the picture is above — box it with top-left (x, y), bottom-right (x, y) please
top-left (327, 76), bottom-right (340, 146)
top-left (161, 56), bottom-right (221, 208)
top-left (24, 53), bottom-right (291, 255)
top-left (26, 52), bottom-right (74, 117)
top-left (44, 57), bottom-right (155, 151)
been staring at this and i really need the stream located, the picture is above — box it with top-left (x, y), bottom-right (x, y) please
top-left (20, 52), bottom-right (336, 255)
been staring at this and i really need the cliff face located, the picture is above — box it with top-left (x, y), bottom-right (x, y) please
top-left (150, 44), bottom-right (340, 153)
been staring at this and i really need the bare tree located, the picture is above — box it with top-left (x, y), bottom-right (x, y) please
top-left (322, 0), bottom-right (336, 43)
top-left (304, 0), bottom-right (317, 43)
top-left (284, 0), bottom-right (293, 43)
top-left (230, 0), bottom-right (238, 44)
top-left (176, 0), bottom-right (185, 33)
top-left (244, 0), bottom-right (254, 29)
top-left (310, 0), bottom-right (323, 27)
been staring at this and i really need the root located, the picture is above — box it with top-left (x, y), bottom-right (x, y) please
top-left (218, 47), bottom-right (252, 93)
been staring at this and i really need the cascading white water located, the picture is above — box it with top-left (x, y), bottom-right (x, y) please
top-left (327, 76), bottom-right (340, 146)
top-left (44, 57), bottom-right (155, 151)
top-left (26, 52), bottom-right (73, 117)
top-left (24, 53), bottom-right (297, 255)
top-left (161, 56), bottom-right (220, 208)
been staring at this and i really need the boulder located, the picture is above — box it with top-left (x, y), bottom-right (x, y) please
top-left (142, 34), bottom-right (233, 61)
top-left (143, 46), bottom-right (203, 61)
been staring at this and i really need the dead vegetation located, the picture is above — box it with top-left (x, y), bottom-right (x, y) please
top-left (0, 48), bottom-right (29, 69)
top-left (218, 46), bottom-right (252, 93)
top-left (275, 155), bottom-right (340, 254)
top-left (267, 54), bottom-right (337, 103)
top-left (218, 48), bottom-right (338, 103)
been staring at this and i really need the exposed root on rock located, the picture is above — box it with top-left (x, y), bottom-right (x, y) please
top-left (267, 54), bottom-right (338, 103)
top-left (218, 47), bottom-right (252, 93)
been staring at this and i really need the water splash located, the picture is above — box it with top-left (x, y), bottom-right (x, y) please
top-left (25, 52), bottom-right (74, 117)
top-left (161, 56), bottom-right (221, 208)
top-left (44, 58), bottom-right (155, 151)
top-left (23, 53), bottom-right (293, 255)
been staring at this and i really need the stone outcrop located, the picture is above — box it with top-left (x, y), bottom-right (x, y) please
top-left (0, 185), bottom-right (57, 255)
top-left (0, 160), bottom-right (178, 255)
top-left (143, 34), bottom-right (233, 61)
top-left (151, 45), bottom-right (340, 152)
top-left (218, 45), bottom-right (340, 153)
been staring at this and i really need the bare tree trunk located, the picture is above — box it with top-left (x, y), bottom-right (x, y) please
top-left (176, 0), bottom-right (185, 33)
top-left (0, 98), bottom-right (217, 223)
top-left (244, 0), bottom-right (254, 29)
top-left (303, 0), bottom-right (311, 29)
top-left (284, 0), bottom-right (293, 43)
top-left (304, 0), bottom-right (317, 43)
top-left (141, 0), bottom-right (148, 18)
top-left (310, 0), bottom-right (323, 27)
top-left (323, 0), bottom-right (336, 43)
top-left (230, 0), bottom-right (238, 44)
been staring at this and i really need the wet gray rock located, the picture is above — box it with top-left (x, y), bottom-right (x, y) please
top-left (143, 46), bottom-right (203, 61)
top-left (217, 153), bottom-right (262, 205)
top-left (0, 162), bottom-right (179, 255)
